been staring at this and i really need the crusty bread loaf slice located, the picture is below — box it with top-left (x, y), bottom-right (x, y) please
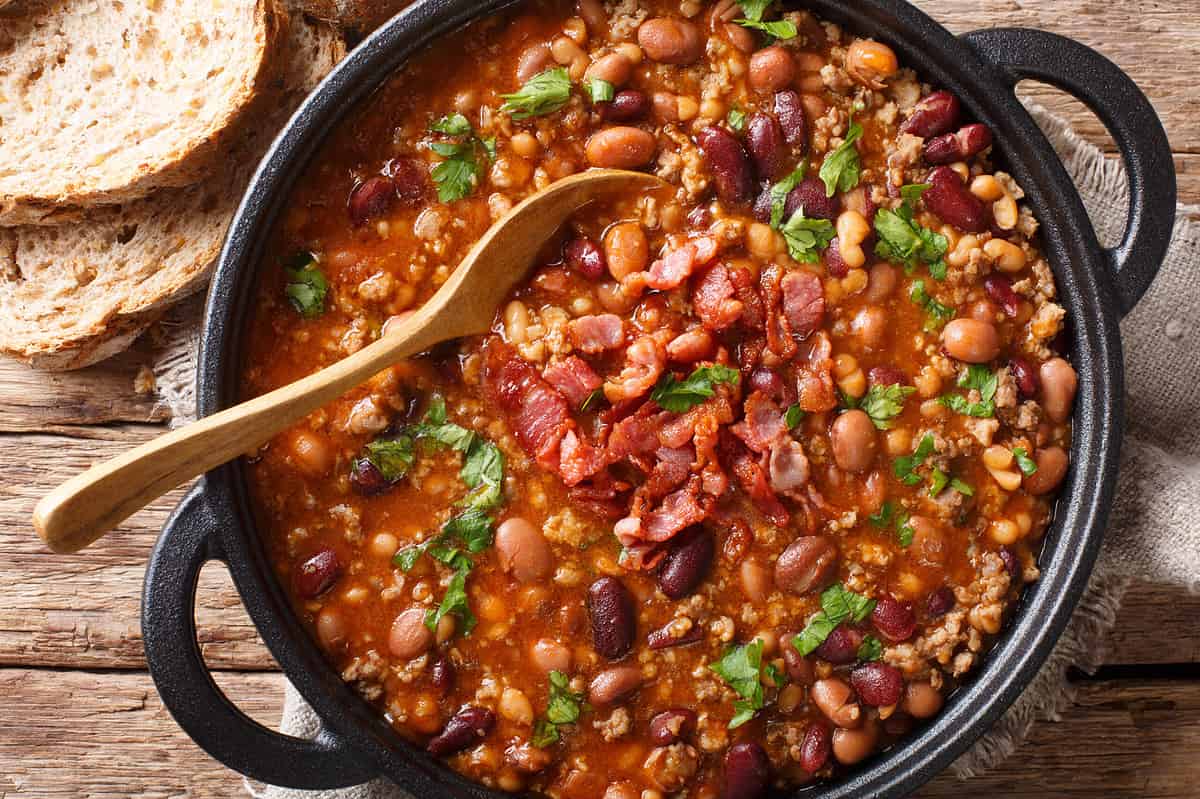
top-left (301, 0), bottom-right (412, 31)
top-left (0, 12), bottom-right (346, 370)
top-left (0, 0), bottom-right (286, 225)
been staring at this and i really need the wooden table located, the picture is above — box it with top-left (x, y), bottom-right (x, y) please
top-left (2, 1), bottom-right (1197, 796)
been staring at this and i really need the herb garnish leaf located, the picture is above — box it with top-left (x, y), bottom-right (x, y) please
top-left (500, 67), bottom-right (572, 120)
top-left (818, 120), bottom-right (863, 197)
top-left (939, 365), bottom-right (998, 418)
top-left (710, 639), bottom-right (778, 729)
top-left (779, 207), bottom-right (836, 263)
top-left (1013, 447), bottom-right (1039, 476)
top-left (651, 364), bottom-right (741, 413)
top-left (284, 253), bottom-right (328, 318)
top-left (909, 279), bottom-right (955, 331)
top-left (767, 163), bottom-right (807, 229)
top-left (858, 383), bottom-right (916, 430)
top-left (893, 432), bottom-right (936, 486)
top-left (875, 184), bottom-right (949, 278)
top-left (793, 584), bottom-right (878, 656)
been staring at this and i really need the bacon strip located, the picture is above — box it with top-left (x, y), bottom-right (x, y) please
top-left (646, 236), bottom-right (719, 290)
top-left (568, 314), bottom-right (626, 354)
top-left (543, 356), bottom-right (602, 408)
top-left (484, 343), bottom-right (571, 472)
top-left (781, 269), bottom-right (825, 338)
top-left (692, 263), bottom-right (745, 331)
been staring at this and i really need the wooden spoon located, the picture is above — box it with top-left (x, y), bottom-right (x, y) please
top-left (34, 169), bottom-right (663, 553)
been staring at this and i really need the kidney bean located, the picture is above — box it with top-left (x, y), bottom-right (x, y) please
top-left (868, 365), bottom-right (908, 387)
top-left (383, 157), bottom-right (428, 206)
top-left (1024, 445), bottom-right (1069, 495)
top-left (824, 237), bottom-right (849, 277)
top-left (495, 517), bottom-right (554, 583)
top-left (1008, 356), bottom-right (1040, 400)
top-left (657, 527), bottom-right (715, 599)
top-left (697, 126), bottom-right (754, 205)
top-left (315, 607), bottom-right (346, 649)
top-left (850, 663), bottom-right (904, 707)
top-left (924, 123), bottom-right (994, 165)
top-left (588, 576), bottom-right (636, 659)
top-left (349, 458), bottom-right (390, 496)
top-left (799, 721), bottom-right (832, 774)
top-left (747, 368), bottom-right (783, 399)
top-left (647, 620), bottom-right (704, 650)
top-left (786, 175), bottom-right (840, 220)
top-left (872, 597), bottom-right (917, 643)
top-left (588, 664), bottom-right (643, 705)
top-left (429, 655), bottom-right (456, 695)
top-left (745, 113), bottom-right (787, 181)
top-left (980, 275), bottom-right (1019, 319)
top-left (814, 624), bottom-right (863, 665)
top-left (774, 90), bottom-right (808, 149)
top-left (721, 741), bottom-right (771, 799)
top-left (782, 639), bottom-right (815, 683)
top-left (942, 318), bottom-right (1000, 363)
top-left (830, 409), bottom-right (878, 473)
top-left (831, 722), bottom-right (878, 765)
top-left (998, 546), bottom-right (1021, 578)
top-left (687, 204), bottom-right (713, 228)
top-left (1039, 357), bottom-right (1078, 423)
top-left (348, 175), bottom-right (395, 226)
top-left (649, 708), bottom-right (698, 745)
top-left (294, 548), bottom-right (341, 599)
top-left (389, 607), bottom-right (434, 660)
top-left (564, 236), bottom-right (607, 281)
top-left (748, 45), bottom-right (796, 93)
top-left (774, 535), bottom-right (838, 595)
top-left (811, 678), bottom-right (861, 729)
top-left (924, 166), bottom-right (987, 233)
top-left (586, 127), bottom-right (657, 169)
top-left (902, 681), bottom-right (944, 719)
top-left (602, 89), bottom-right (650, 122)
top-left (427, 706), bottom-right (495, 757)
top-left (900, 90), bottom-right (961, 137)
top-left (638, 17), bottom-right (705, 64)
top-left (926, 585), bottom-right (956, 617)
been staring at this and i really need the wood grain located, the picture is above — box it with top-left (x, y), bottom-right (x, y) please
top-left (1, 669), bottom-right (1197, 798)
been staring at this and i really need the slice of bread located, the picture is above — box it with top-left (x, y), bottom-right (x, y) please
top-left (301, 0), bottom-right (412, 31)
top-left (0, 12), bottom-right (346, 370)
top-left (0, 0), bottom-right (286, 225)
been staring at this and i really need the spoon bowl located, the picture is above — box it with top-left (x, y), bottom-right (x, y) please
top-left (33, 168), bottom-right (663, 553)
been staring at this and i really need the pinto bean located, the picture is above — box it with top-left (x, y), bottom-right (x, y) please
top-left (773, 90), bottom-right (808, 149)
top-left (603, 90), bottom-right (650, 122)
top-left (697, 126), bottom-right (754, 205)
top-left (745, 113), bottom-right (787, 181)
top-left (864, 262), bottom-right (898, 303)
top-left (924, 165), bottom-right (987, 233)
top-left (831, 721), bottom-right (878, 765)
top-left (721, 741), bottom-right (771, 799)
top-left (427, 706), bottom-right (495, 757)
top-left (1024, 445), bottom-right (1069, 495)
top-left (585, 52), bottom-right (634, 87)
top-left (902, 681), bottom-right (944, 718)
top-left (604, 221), bottom-right (649, 280)
top-left (900, 90), bottom-right (961, 138)
top-left (830, 409), bottom-right (878, 473)
top-left (389, 607), bottom-right (434, 660)
top-left (531, 638), bottom-right (572, 673)
top-left (588, 576), bottom-right (636, 659)
top-left (517, 42), bottom-right (554, 83)
top-left (315, 606), bottom-right (346, 649)
top-left (748, 46), bottom-right (796, 93)
top-left (588, 664), bottom-right (643, 705)
top-left (799, 721), bottom-right (832, 774)
top-left (495, 517), bottom-right (554, 583)
top-left (637, 17), bottom-right (705, 64)
top-left (850, 663), bottom-right (904, 706)
top-left (774, 535), bottom-right (838, 595)
top-left (845, 39), bottom-right (898, 89)
top-left (585, 127), bottom-right (657, 169)
top-left (852, 305), bottom-right (889, 350)
top-left (666, 328), bottom-right (716, 362)
top-left (649, 708), bottom-right (698, 745)
top-left (739, 558), bottom-right (772, 603)
top-left (657, 527), bottom-right (715, 599)
top-left (294, 548), bottom-right (341, 599)
top-left (811, 678), bottom-right (861, 728)
top-left (1039, 357), bottom-right (1078, 423)
top-left (942, 318), bottom-right (1000, 363)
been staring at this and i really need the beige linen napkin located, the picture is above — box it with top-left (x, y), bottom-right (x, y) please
top-left (151, 103), bottom-right (1200, 797)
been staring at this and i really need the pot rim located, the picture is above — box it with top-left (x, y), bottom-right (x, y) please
top-left (189, 1), bottom-right (1133, 796)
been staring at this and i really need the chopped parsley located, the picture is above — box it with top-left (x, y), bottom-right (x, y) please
top-left (734, 0), bottom-right (772, 20)
top-left (393, 507), bottom-right (494, 574)
top-left (586, 77), bottom-right (615, 104)
top-left (1013, 447), bottom-right (1039, 476)
top-left (651, 364), bottom-right (741, 413)
top-left (362, 435), bottom-right (416, 483)
top-left (709, 639), bottom-right (783, 729)
top-left (939, 365), bottom-right (998, 418)
top-left (857, 635), bottom-right (883, 662)
top-left (893, 432), bottom-right (936, 486)
top-left (784, 403), bottom-right (806, 429)
top-left (283, 252), bottom-right (328, 319)
top-left (818, 120), bottom-right (863, 197)
top-left (928, 468), bottom-right (949, 497)
top-left (500, 67), bottom-right (572, 120)
top-left (779, 207), bottom-right (836, 263)
top-left (868, 500), bottom-right (895, 527)
top-left (909, 279), bottom-right (955, 332)
top-left (532, 670), bottom-right (586, 747)
top-left (950, 477), bottom-right (975, 496)
top-left (858, 383), bottom-right (916, 430)
top-left (727, 106), bottom-right (747, 133)
top-left (737, 18), bottom-right (798, 40)
top-left (767, 163), bottom-right (807, 229)
top-left (895, 509), bottom-right (914, 547)
top-left (407, 396), bottom-right (505, 511)
top-left (424, 567), bottom-right (475, 634)
top-left (427, 115), bottom-right (495, 203)
top-left (793, 584), bottom-right (877, 656)
top-left (874, 184), bottom-right (949, 279)
top-left (868, 500), bottom-right (913, 546)
top-left (579, 387), bottom-right (605, 413)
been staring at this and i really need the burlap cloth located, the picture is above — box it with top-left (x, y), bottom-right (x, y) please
top-left (150, 103), bottom-right (1200, 797)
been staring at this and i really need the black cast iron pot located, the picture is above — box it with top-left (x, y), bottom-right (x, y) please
top-left (142, 1), bottom-right (1176, 796)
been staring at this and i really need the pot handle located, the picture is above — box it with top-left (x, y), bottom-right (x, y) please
top-left (142, 485), bottom-right (375, 790)
top-left (963, 27), bottom-right (1175, 317)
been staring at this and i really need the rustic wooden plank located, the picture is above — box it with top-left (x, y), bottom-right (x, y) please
top-left (1, 669), bottom-right (1197, 798)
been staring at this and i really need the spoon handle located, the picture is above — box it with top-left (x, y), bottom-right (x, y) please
top-left (32, 330), bottom-right (429, 554)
